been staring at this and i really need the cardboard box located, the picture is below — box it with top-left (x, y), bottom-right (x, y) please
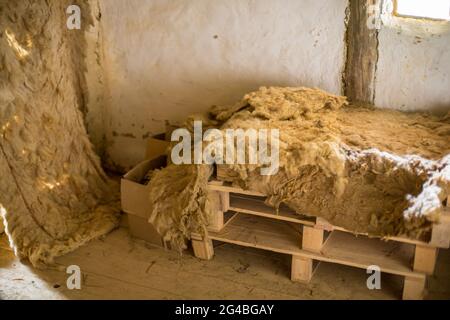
top-left (121, 134), bottom-right (170, 247)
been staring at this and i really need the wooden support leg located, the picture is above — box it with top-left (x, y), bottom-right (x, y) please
top-left (192, 237), bottom-right (214, 260)
top-left (302, 226), bottom-right (324, 253)
top-left (413, 245), bottom-right (438, 275)
top-left (219, 191), bottom-right (230, 212)
top-left (430, 197), bottom-right (450, 248)
top-left (291, 255), bottom-right (313, 283)
top-left (403, 276), bottom-right (426, 300)
top-left (207, 191), bottom-right (229, 232)
top-left (208, 210), bottom-right (224, 232)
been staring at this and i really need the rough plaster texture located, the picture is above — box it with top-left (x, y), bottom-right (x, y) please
top-left (375, 19), bottom-right (450, 112)
top-left (87, 1), bottom-right (450, 170)
top-left (97, 0), bottom-right (348, 171)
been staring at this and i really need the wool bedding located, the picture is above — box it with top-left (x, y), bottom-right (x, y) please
top-left (0, 0), bottom-right (120, 267)
top-left (148, 87), bottom-right (450, 249)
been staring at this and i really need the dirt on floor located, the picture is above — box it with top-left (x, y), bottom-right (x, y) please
top-left (1, 226), bottom-right (450, 300)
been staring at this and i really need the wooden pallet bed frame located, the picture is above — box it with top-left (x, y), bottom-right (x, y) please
top-left (191, 180), bottom-right (450, 300)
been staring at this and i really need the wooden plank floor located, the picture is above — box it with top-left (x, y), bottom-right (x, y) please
top-left (1, 227), bottom-right (450, 300)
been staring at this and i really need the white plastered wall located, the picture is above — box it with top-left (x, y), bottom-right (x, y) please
top-left (375, 1), bottom-right (450, 111)
top-left (94, 0), bottom-right (349, 170)
top-left (86, 0), bottom-right (450, 171)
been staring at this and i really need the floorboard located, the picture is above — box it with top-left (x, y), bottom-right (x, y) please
top-left (1, 227), bottom-right (449, 300)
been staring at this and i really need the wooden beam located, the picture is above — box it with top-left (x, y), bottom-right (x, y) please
top-left (430, 202), bottom-right (450, 248)
top-left (302, 226), bottom-right (324, 253)
top-left (208, 211), bottom-right (224, 233)
top-left (207, 191), bottom-right (226, 232)
top-left (219, 191), bottom-right (230, 212)
top-left (192, 238), bottom-right (214, 260)
top-left (344, 0), bottom-right (379, 103)
top-left (413, 245), bottom-right (437, 275)
top-left (403, 276), bottom-right (426, 300)
top-left (291, 255), bottom-right (313, 283)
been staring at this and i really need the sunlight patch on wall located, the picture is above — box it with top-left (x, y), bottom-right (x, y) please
top-left (0, 205), bottom-right (6, 234)
top-left (4, 29), bottom-right (32, 59)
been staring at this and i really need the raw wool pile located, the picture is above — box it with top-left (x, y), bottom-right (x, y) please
top-left (0, 0), bottom-right (120, 267)
top-left (222, 87), bottom-right (450, 239)
top-left (148, 164), bottom-right (214, 250)
top-left (147, 112), bottom-right (220, 249)
top-left (148, 87), bottom-right (450, 248)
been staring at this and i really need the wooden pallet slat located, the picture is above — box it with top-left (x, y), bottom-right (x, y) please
top-left (206, 214), bottom-right (424, 280)
top-left (403, 277), bottom-right (426, 300)
top-left (192, 179), bottom-right (449, 300)
top-left (211, 180), bottom-right (450, 249)
top-left (208, 214), bottom-right (303, 256)
top-left (291, 256), bottom-right (313, 283)
top-left (320, 231), bottom-right (421, 279)
top-left (413, 245), bottom-right (438, 275)
top-left (429, 207), bottom-right (450, 248)
top-left (302, 226), bottom-right (325, 253)
top-left (229, 194), bottom-right (315, 226)
top-left (209, 181), bottom-right (265, 197)
top-left (192, 237), bottom-right (214, 260)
